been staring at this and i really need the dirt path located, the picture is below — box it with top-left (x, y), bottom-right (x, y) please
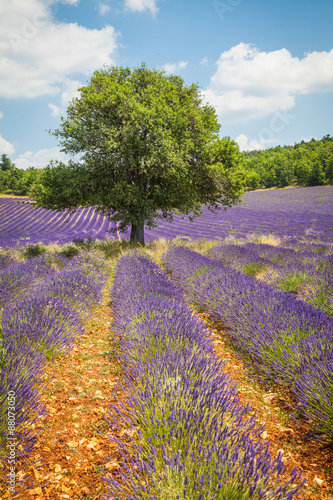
top-left (2, 259), bottom-right (332, 500)
top-left (1, 268), bottom-right (122, 500)
top-left (203, 313), bottom-right (333, 500)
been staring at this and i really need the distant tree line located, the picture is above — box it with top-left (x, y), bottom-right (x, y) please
top-left (2, 135), bottom-right (332, 199)
top-left (0, 154), bottom-right (40, 196)
top-left (244, 135), bottom-right (333, 190)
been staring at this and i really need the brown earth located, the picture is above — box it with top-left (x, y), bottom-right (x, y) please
top-left (1, 264), bottom-right (332, 500)
top-left (203, 313), bottom-right (333, 500)
top-left (1, 271), bottom-right (123, 500)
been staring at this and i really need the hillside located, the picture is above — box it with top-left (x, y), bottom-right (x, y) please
top-left (244, 135), bottom-right (333, 189)
top-left (1, 186), bottom-right (332, 247)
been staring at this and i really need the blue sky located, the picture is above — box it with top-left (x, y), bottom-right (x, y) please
top-left (1, 0), bottom-right (333, 168)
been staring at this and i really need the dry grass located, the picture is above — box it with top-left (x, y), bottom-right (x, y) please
top-left (146, 236), bottom-right (219, 263)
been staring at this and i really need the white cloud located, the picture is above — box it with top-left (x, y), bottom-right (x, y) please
top-left (161, 61), bottom-right (188, 74)
top-left (0, 0), bottom-right (118, 99)
top-left (99, 3), bottom-right (111, 15)
top-left (235, 133), bottom-right (276, 152)
top-left (299, 136), bottom-right (318, 144)
top-left (48, 79), bottom-right (82, 117)
top-left (48, 103), bottom-right (60, 117)
top-left (62, 0), bottom-right (80, 5)
top-left (0, 136), bottom-right (15, 155)
top-left (200, 56), bottom-right (209, 66)
top-left (14, 146), bottom-right (67, 169)
top-left (124, 0), bottom-right (158, 15)
top-left (204, 43), bottom-right (333, 123)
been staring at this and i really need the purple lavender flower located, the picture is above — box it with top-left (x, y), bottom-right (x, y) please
top-left (0, 254), bottom-right (54, 307)
top-left (162, 245), bottom-right (333, 440)
top-left (103, 250), bottom-right (303, 499)
top-left (2, 295), bottom-right (84, 359)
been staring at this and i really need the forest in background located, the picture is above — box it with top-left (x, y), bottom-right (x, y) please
top-left (0, 154), bottom-right (40, 196)
top-left (244, 134), bottom-right (333, 189)
top-left (1, 134), bottom-right (332, 197)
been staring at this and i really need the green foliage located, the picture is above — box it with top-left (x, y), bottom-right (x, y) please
top-left (244, 135), bottom-right (333, 189)
top-left (60, 243), bottom-right (80, 259)
top-left (0, 154), bottom-right (41, 196)
top-left (31, 63), bottom-right (246, 245)
top-left (242, 262), bottom-right (268, 277)
top-left (22, 243), bottom-right (46, 259)
top-left (0, 154), bottom-right (14, 172)
top-left (276, 271), bottom-right (311, 294)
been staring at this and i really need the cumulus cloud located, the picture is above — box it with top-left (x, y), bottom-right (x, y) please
top-left (235, 133), bottom-right (276, 152)
top-left (161, 61), bottom-right (188, 74)
top-left (0, 136), bottom-right (15, 155)
top-left (14, 146), bottom-right (67, 169)
top-left (124, 0), bottom-right (158, 15)
top-left (48, 103), bottom-right (60, 117)
top-left (99, 3), bottom-right (111, 15)
top-left (48, 79), bottom-right (82, 117)
top-left (0, 0), bottom-right (118, 99)
top-left (203, 43), bottom-right (333, 123)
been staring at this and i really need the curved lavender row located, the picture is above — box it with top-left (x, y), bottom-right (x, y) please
top-left (0, 251), bottom-right (108, 479)
top-left (208, 242), bottom-right (333, 317)
top-left (0, 199), bottom-right (116, 248)
top-left (2, 296), bottom-right (84, 358)
top-left (0, 342), bottom-right (47, 463)
top-left (1, 186), bottom-right (333, 248)
top-left (0, 254), bottom-right (55, 308)
top-left (0, 255), bottom-right (15, 272)
top-left (104, 251), bottom-right (303, 500)
top-left (162, 245), bottom-right (333, 440)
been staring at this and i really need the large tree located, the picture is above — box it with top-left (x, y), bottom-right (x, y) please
top-left (32, 64), bottom-right (246, 245)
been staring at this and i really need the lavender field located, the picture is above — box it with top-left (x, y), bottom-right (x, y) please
top-left (1, 186), bottom-right (333, 498)
top-left (0, 250), bottom-right (109, 469)
top-left (0, 186), bottom-right (332, 247)
top-left (104, 251), bottom-right (304, 499)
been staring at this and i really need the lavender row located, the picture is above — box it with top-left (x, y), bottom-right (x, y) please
top-left (0, 198), bottom-right (116, 248)
top-left (207, 242), bottom-right (333, 317)
top-left (0, 251), bottom-right (108, 471)
top-left (1, 186), bottom-right (333, 248)
top-left (0, 254), bottom-right (56, 308)
top-left (0, 255), bottom-right (15, 272)
top-left (104, 251), bottom-right (303, 499)
top-left (162, 245), bottom-right (333, 441)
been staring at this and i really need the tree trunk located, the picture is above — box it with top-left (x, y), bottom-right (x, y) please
top-left (130, 222), bottom-right (145, 246)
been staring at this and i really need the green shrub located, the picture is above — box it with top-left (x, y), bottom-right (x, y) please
top-left (22, 243), bottom-right (46, 259)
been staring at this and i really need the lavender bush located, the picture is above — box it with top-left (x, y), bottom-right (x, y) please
top-left (0, 254), bottom-right (55, 308)
top-left (37, 266), bottom-right (104, 320)
top-left (208, 242), bottom-right (333, 317)
top-left (104, 251), bottom-right (303, 499)
top-left (2, 296), bottom-right (84, 360)
top-left (207, 243), bottom-right (273, 277)
top-left (162, 245), bottom-right (333, 440)
top-left (68, 250), bottom-right (110, 287)
top-left (0, 249), bottom-right (108, 477)
top-left (0, 255), bottom-right (15, 272)
top-left (0, 340), bottom-right (47, 460)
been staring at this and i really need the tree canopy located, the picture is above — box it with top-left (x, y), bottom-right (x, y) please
top-left (32, 64), bottom-right (246, 245)
top-left (243, 135), bottom-right (333, 190)
top-left (0, 154), bottom-right (40, 196)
